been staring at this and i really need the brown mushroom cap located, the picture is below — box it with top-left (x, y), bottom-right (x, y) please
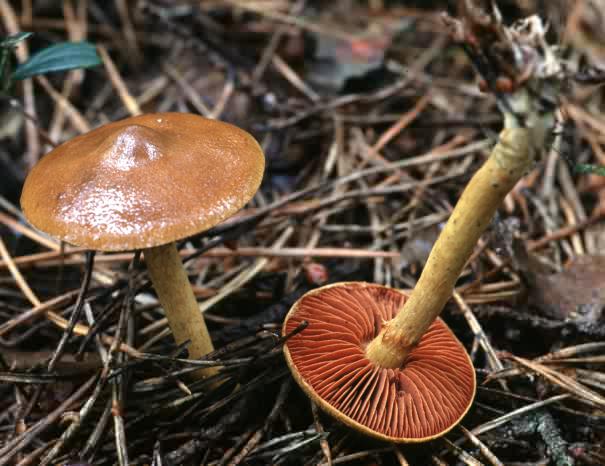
top-left (283, 282), bottom-right (476, 443)
top-left (20, 113), bottom-right (264, 251)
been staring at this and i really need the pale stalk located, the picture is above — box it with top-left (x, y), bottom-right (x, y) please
top-left (145, 242), bottom-right (217, 378)
top-left (366, 101), bottom-right (554, 368)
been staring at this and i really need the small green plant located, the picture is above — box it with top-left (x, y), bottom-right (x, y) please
top-left (575, 163), bottom-right (605, 177)
top-left (0, 32), bottom-right (101, 95)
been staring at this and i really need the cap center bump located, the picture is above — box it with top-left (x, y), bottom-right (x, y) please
top-left (98, 124), bottom-right (166, 172)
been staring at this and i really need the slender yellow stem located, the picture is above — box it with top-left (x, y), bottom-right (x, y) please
top-left (366, 127), bottom-right (534, 368)
top-left (145, 242), bottom-right (216, 378)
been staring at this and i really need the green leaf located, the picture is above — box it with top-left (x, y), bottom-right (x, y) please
top-left (12, 41), bottom-right (101, 80)
top-left (575, 163), bottom-right (605, 177)
top-left (0, 32), bottom-right (33, 49)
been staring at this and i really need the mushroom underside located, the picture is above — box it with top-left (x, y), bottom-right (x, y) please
top-left (284, 283), bottom-right (475, 442)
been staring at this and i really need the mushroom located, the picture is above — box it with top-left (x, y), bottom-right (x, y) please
top-left (283, 282), bottom-right (475, 442)
top-left (21, 112), bottom-right (264, 377)
top-left (283, 9), bottom-right (564, 443)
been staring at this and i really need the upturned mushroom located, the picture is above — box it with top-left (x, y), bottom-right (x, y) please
top-left (21, 112), bottom-right (264, 378)
top-left (284, 282), bottom-right (475, 442)
top-left (283, 12), bottom-right (563, 441)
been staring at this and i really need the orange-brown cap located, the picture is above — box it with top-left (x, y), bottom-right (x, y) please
top-left (283, 282), bottom-right (476, 443)
top-left (21, 113), bottom-right (264, 251)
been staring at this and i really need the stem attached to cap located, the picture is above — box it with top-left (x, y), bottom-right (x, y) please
top-left (366, 96), bottom-right (555, 368)
top-left (145, 242), bottom-right (217, 379)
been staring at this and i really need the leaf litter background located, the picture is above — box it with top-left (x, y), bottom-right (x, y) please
top-left (1, 1), bottom-right (605, 465)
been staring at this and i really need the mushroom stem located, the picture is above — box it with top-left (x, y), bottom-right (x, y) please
top-left (365, 10), bottom-right (564, 369)
top-left (366, 122), bottom-right (541, 369)
top-left (145, 242), bottom-right (216, 378)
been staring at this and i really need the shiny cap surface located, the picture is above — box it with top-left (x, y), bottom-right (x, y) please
top-left (21, 113), bottom-right (264, 251)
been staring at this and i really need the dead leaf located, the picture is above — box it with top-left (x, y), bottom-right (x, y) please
top-left (520, 252), bottom-right (605, 323)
